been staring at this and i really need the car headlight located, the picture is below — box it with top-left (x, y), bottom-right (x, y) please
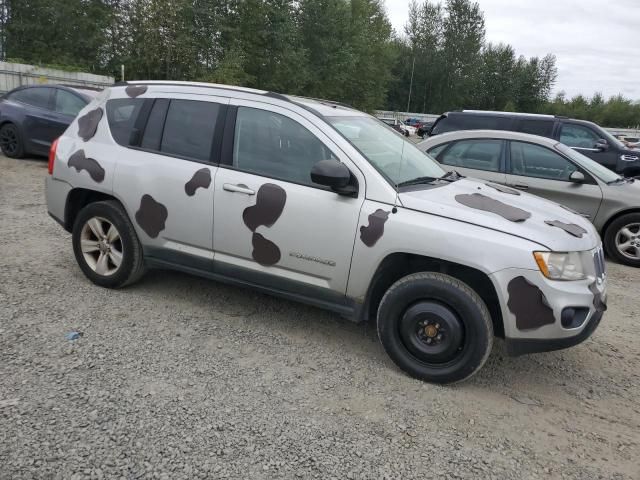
top-left (533, 251), bottom-right (587, 281)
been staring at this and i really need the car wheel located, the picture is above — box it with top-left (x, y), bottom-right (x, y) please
top-left (72, 200), bottom-right (145, 288)
top-left (604, 213), bottom-right (640, 267)
top-left (377, 272), bottom-right (493, 384)
top-left (0, 123), bottom-right (25, 158)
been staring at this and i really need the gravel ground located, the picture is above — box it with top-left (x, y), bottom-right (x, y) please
top-left (1, 155), bottom-right (639, 480)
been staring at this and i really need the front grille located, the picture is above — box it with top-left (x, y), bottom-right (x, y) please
top-left (593, 247), bottom-right (606, 281)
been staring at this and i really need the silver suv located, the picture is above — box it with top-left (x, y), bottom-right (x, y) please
top-left (45, 81), bottom-right (607, 384)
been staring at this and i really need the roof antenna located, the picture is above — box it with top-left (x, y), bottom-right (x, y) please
top-left (392, 138), bottom-right (407, 214)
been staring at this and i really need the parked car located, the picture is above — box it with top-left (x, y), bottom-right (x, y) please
top-left (0, 84), bottom-right (99, 158)
top-left (46, 81), bottom-right (607, 384)
top-left (419, 129), bottom-right (640, 267)
top-left (427, 110), bottom-right (640, 177)
top-left (380, 117), bottom-right (413, 136)
top-left (417, 121), bottom-right (434, 138)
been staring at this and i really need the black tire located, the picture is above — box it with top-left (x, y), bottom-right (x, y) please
top-left (72, 200), bottom-right (145, 288)
top-left (377, 272), bottom-right (493, 384)
top-left (603, 212), bottom-right (640, 267)
top-left (0, 123), bottom-right (25, 158)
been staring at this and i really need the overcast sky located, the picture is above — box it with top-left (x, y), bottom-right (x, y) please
top-left (385, 0), bottom-right (640, 100)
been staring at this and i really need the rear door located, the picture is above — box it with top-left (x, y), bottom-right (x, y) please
top-left (431, 138), bottom-right (507, 183)
top-left (111, 94), bottom-right (228, 267)
top-left (506, 140), bottom-right (603, 219)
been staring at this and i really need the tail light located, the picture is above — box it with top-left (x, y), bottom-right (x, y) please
top-left (48, 138), bottom-right (59, 175)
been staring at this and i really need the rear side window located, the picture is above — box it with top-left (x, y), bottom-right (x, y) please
top-left (106, 98), bottom-right (146, 146)
top-left (438, 139), bottom-right (502, 172)
top-left (9, 87), bottom-right (53, 109)
top-left (431, 114), bottom-right (511, 135)
top-left (517, 119), bottom-right (554, 137)
top-left (160, 100), bottom-right (219, 161)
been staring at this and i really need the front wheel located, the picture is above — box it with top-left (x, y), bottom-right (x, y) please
top-left (72, 200), bottom-right (145, 288)
top-left (377, 272), bottom-right (493, 384)
top-left (603, 213), bottom-right (640, 267)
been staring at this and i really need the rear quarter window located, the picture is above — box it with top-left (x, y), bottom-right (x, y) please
top-left (106, 98), bottom-right (146, 146)
top-left (517, 119), bottom-right (554, 137)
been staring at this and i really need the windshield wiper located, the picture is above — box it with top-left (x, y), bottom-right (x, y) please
top-left (608, 177), bottom-right (635, 185)
top-left (397, 171), bottom-right (461, 188)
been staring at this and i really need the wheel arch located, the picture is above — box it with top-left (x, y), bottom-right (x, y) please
top-left (600, 207), bottom-right (640, 237)
top-left (64, 188), bottom-right (121, 232)
top-left (361, 252), bottom-right (504, 338)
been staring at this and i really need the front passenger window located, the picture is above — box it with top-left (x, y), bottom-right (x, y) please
top-left (560, 124), bottom-right (600, 149)
top-left (510, 141), bottom-right (577, 181)
top-left (233, 107), bottom-right (336, 185)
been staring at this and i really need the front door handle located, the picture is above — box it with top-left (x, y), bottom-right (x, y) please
top-left (512, 183), bottom-right (529, 190)
top-left (223, 183), bottom-right (255, 195)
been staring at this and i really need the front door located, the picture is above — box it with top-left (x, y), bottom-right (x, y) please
top-left (559, 122), bottom-right (618, 171)
top-left (506, 140), bottom-right (603, 220)
top-left (212, 102), bottom-right (365, 296)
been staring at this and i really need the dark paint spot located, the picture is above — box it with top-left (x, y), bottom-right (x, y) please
top-left (67, 150), bottom-right (105, 183)
top-left (544, 220), bottom-right (588, 238)
top-left (243, 183), bottom-right (287, 232)
top-left (251, 232), bottom-right (281, 266)
top-left (125, 85), bottom-right (147, 98)
top-left (77, 107), bottom-right (103, 141)
top-left (455, 193), bottom-right (531, 222)
top-left (588, 282), bottom-right (607, 313)
top-left (135, 194), bottom-right (168, 239)
top-left (360, 209), bottom-right (390, 247)
top-left (507, 276), bottom-right (556, 330)
top-left (184, 168), bottom-right (212, 196)
top-left (486, 183), bottom-right (520, 195)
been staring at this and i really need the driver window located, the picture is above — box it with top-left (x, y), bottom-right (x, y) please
top-left (233, 107), bottom-right (336, 185)
top-left (510, 141), bottom-right (576, 181)
top-left (560, 124), bottom-right (600, 148)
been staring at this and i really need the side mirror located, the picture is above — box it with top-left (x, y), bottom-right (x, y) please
top-left (594, 139), bottom-right (609, 151)
top-left (311, 159), bottom-right (357, 195)
top-left (569, 171), bottom-right (585, 183)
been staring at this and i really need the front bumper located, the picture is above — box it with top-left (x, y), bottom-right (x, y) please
top-left (490, 265), bottom-right (606, 356)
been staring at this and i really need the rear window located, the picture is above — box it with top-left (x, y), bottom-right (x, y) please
top-left (106, 98), bottom-right (146, 146)
top-left (9, 87), bottom-right (53, 109)
top-left (431, 114), bottom-right (512, 135)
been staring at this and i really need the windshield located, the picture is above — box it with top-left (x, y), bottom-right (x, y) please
top-left (327, 116), bottom-right (445, 185)
top-left (556, 143), bottom-right (621, 183)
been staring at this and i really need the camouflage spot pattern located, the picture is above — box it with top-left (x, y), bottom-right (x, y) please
top-left (67, 150), bottom-right (105, 183)
top-left (77, 108), bottom-right (103, 142)
top-left (360, 209), bottom-right (390, 247)
top-left (455, 193), bottom-right (531, 222)
top-left (125, 85), bottom-right (148, 98)
top-left (544, 220), bottom-right (588, 238)
top-left (507, 276), bottom-right (556, 330)
top-left (243, 184), bottom-right (287, 232)
top-left (184, 168), bottom-right (212, 196)
top-left (135, 194), bottom-right (168, 239)
top-left (251, 233), bottom-right (281, 266)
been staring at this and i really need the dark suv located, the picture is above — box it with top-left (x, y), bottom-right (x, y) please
top-left (428, 110), bottom-right (640, 176)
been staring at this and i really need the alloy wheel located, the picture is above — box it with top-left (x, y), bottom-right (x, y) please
top-left (80, 217), bottom-right (123, 276)
top-left (615, 223), bottom-right (640, 260)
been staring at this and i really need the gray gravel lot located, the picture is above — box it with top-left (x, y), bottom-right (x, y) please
top-left (1, 155), bottom-right (639, 480)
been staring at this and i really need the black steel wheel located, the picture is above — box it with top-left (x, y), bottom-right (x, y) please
top-left (0, 123), bottom-right (24, 158)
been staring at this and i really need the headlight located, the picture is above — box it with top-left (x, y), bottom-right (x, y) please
top-left (533, 251), bottom-right (587, 281)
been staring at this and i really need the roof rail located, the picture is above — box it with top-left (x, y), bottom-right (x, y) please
top-left (461, 109), bottom-right (555, 118)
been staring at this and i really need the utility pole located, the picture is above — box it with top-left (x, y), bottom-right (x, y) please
top-left (406, 56), bottom-right (416, 113)
top-left (121, 64), bottom-right (125, 82)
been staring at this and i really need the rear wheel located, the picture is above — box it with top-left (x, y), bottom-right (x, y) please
top-left (0, 123), bottom-right (24, 158)
top-left (377, 272), bottom-right (493, 384)
top-left (604, 213), bottom-right (640, 267)
top-left (72, 200), bottom-right (145, 288)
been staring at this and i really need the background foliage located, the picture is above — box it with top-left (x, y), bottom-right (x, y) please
top-left (0, 0), bottom-right (638, 126)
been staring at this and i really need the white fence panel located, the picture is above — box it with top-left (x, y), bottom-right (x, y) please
top-left (0, 61), bottom-right (114, 93)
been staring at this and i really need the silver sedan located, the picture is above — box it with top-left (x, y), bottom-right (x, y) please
top-left (418, 129), bottom-right (640, 267)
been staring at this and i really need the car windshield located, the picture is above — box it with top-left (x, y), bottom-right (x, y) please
top-left (327, 116), bottom-right (445, 186)
top-left (556, 143), bottom-right (621, 183)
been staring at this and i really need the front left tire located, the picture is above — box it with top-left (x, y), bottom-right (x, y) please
top-left (72, 200), bottom-right (145, 288)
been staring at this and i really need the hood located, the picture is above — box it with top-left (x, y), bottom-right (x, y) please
top-left (399, 178), bottom-right (599, 251)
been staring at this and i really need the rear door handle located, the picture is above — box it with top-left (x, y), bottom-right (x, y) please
top-left (223, 183), bottom-right (255, 195)
top-left (512, 183), bottom-right (529, 191)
